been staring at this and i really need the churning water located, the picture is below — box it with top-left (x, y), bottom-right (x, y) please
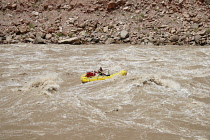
top-left (0, 44), bottom-right (210, 140)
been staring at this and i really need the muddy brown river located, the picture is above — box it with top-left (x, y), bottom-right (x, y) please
top-left (0, 44), bottom-right (210, 140)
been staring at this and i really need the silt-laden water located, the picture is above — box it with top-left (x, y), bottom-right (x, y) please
top-left (0, 44), bottom-right (210, 140)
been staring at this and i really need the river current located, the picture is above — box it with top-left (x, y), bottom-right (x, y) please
top-left (0, 44), bottom-right (210, 140)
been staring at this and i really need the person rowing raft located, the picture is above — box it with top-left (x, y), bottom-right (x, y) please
top-left (98, 67), bottom-right (110, 76)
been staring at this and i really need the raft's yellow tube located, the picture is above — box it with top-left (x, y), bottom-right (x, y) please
top-left (81, 70), bottom-right (127, 83)
top-left (120, 70), bottom-right (127, 76)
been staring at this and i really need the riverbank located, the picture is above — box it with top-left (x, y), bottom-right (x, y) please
top-left (0, 0), bottom-right (210, 45)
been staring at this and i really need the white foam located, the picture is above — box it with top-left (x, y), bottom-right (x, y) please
top-left (22, 72), bottom-right (62, 95)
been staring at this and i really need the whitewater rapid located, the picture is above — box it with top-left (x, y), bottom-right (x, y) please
top-left (0, 44), bottom-right (210, 140)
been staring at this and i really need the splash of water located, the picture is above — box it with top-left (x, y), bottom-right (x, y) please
top-left (22, 72), bottom-right (62, 95)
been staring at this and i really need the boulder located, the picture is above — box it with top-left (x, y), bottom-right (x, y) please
top-left (86, 38), bottom-right (93, 42)
top-left (6, 4), bottom-right (17, 10)
top-left (170, 28), bottom-right (177, 34)
top-left (6, 35), bottom-right (13, 43)
top-left (194, 35), bottom-right (201, 44)
top-left (32, 11), bottom-right (39, 16)
top-left (105, 38), bottom-right (115, 44)
top-left (51, 36), bottom-right (58, 43)
top-left (203, 0), bottom-right (210, 4)
top-left (169, 35), bottom-right (179, 42)
top-left (117, 0), bottom-right (126, 5)
top-left (196, 30), bottom-right (206, 36)
top-left (120, 30), bottom-right (129, 39)
top-left (48, 5), bottom-right (54, 10)
top-left (103, 26), bottom-right (109, 33)
top-left (25, 38), bottom-right (34, 42)
top-left (178, 0), bottom-right (184, 4)
top-left (107, 1), bottom-right (117, 11)
top-left (205, 28), bottom-right (210, 35)
top-left (34, 37), bottom-right (45, 44)
top-left (123, 7), bottom-right (130, 11)
top-left (18, 25), bottom-right (29, 34)
top-left (159, 25), bottom-right (168, 28)
top-left (191, 23), bottom-right (199, 29)
top-left (20, 19), bottom-right (30, 25)
top-left (67, 17), bottom-right (77, 24)
top-left (36, 32), bottom-right (45, 39)
top-left (123, 38), bottom-right (130, 43)
top-left (183, 12), bottom-right (190, 18)
top-left (151, 3), bottom-right (157, 7)
top-left (114, 37), bottom-right (121, 43)
top-left (61, 4), bottom-right (71, 10)
top-left (92, 38), bottom-right (100, 43)
top-left (159, 38), bottom-right (166, 45)
top-left (45, 34), bottom-right (52, 40)
top-left (0, 37), bottom-right (3, 43)
top-left (79, 31), bottom-right (87, 36)
top-left (58, 37), bottom-right (81, 44)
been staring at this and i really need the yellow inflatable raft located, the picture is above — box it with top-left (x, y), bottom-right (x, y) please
top-left (81, 70), bottom-right (127, 83)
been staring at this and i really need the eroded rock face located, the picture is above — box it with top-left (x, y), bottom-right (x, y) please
top-left (0, 0), bottom-right (209, 45)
